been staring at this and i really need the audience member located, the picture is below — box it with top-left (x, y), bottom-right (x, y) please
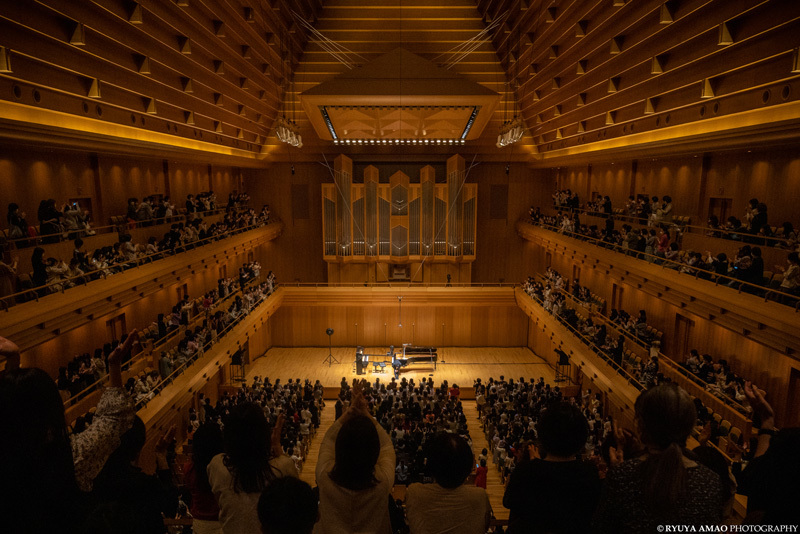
top-left (0, 332), bottom-right (138, 534)
top-left (208, 404), bottom-right (298, 534)
top-left (257, 477), bottom-right (319, 534)
top-left (184, 422), bottom-right (224, 534)
top-left (737, 382), bottom-right (800, 525)
top-left (406, 432), bottom-right (492, 534)
top-left (503, 402), bottom-right (600, 534)
top-left (316, 380), bottom-right (395, 534)
top-left (85, 416), bottom-right (177, 533)
top-left (593, 384), bottom-right (725, 532)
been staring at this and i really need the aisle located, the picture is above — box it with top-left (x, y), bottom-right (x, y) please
top-left (463, 402), bottom-right (509, 522)
top-left (299, 401), bottom-right (335, 486)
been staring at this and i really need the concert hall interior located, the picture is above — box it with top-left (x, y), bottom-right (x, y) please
top-left (1, 0), bottom-right (799, 531)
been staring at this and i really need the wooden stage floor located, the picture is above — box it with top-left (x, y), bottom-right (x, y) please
top-left (245, 346), bottom-right (555, 390)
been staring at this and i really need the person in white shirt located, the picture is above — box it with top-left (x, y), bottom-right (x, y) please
top-left (208, 405), bottom-right (298, 534)
top-left (315, 380), bottom-right (395, 534)
top-left (405, 432), bottom-right (492, 534)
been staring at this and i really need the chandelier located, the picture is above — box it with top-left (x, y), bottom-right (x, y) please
top-left (496, 116), bottom-right (524, 148)
top-left (276, 117), bottom-right (302, 148)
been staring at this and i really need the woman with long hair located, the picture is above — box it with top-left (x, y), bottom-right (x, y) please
top-left (0, 332), bottom-right (138, 534)
top-left (593, 383), bottom-right (725, 532)
top-left (207, 403), bottom-right (297, 534)
top-left (316, 379), bottom-right (396, 534)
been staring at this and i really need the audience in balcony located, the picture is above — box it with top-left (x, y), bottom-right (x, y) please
top-left (14, 206), bottom-right (270, 300)
top-left (7, 203), bottom-right (30, 243)
top-left (547, 190), bottom-right (800, 252)
top-left (682, 349), bottom-right (753, 412)
top-left (529, 209), bottom-right (800, 304)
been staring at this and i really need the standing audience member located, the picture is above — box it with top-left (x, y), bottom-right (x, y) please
top-left (0, 332), bottom-right (138, 534)
top-left (503, 402), bottom-right (600, 534)
top-left (257, 477), bottom-right (319, 534)
top-left (593, 384), bottom-right (725, 532)
top-left (475, 458), bottom-right (488, 489)
top-left (406, 432), bottom-right (492, 534)
top-left (208, 404), bottom-right (297, 534)
top-left (737, 383), bottom-right (800, 525)
top-left (85, 416), bottom-right (177, 533)
top-left (316, 380), bottom-right (395, 534)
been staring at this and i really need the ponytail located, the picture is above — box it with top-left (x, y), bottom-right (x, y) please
top-left (633, 384), bottom-right (697, 515)
top-left (641, 442), bottom-right (687, 513)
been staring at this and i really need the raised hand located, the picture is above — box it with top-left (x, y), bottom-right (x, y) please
top-left (108, 330), bottom-right (139, 387)
top-left (743, 381), bottom-right (774, 422)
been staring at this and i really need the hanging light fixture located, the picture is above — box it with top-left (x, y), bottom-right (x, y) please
top-left (497, 116), bottom-right (524, 147)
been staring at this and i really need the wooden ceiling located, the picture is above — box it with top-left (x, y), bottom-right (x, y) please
top-left (0, 0), bottom-right (799, 166)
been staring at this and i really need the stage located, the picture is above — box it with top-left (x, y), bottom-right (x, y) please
top-left (244, 346), bottom-right (556, 391)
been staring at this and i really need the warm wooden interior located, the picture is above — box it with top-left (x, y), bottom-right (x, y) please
top-left (1, 0), bottom-right (798, 525)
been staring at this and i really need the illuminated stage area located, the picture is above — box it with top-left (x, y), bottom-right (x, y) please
top-left (245, 346), bottom-right (555, 391)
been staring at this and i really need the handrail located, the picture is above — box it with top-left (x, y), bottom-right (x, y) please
top-left (2, 206), bottom-right (235, 247)
top-left (135, 284), bottom-right (276, 411)
top-left (519, 287), bottom-right (646, 390)
top-left (551, 204), bottom-right (795, 250)
top-left (520, 217), bottom-right (800, 310)
top-left (63, 271), bottom-right (268, 407)
top-left (539, 275), bottom-right (752, 417)
top-left (0, 216), bottom-right (277, 310)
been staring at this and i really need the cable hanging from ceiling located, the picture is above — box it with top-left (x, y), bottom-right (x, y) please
top-left (275, 31), bottom-right (302, 148)
top-left (290, 10), bottom-right (366, 69)
top-left (435, 11), bottom-right (509, 70)
top-left (497, 15), bottom-right (525, 148)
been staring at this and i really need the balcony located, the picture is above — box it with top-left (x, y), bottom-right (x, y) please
top-left (0, 220), bottom-right (283, 352)
top-left (517, 219), bottom-right (800, 358)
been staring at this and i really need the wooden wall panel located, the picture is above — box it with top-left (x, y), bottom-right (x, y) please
top-left (589, 163), bottom-right (632, 204)
top-left (0, 147), bottom-right (97, 225)
top-left (169, 161), bottom-right (210, 204)
top-left (242, 162), bottom-right (327, 283)
top-left (269, 288), bottom-right (528, 348)
top-left (471, 164), bottom-right (555, 284)
top-left (635, 156), bottom-right (703, 216)
top-left (99, 155), bottom-right (165, 218)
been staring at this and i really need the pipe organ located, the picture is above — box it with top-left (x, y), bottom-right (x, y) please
top-left (322, 154), bottom-right (477, 276)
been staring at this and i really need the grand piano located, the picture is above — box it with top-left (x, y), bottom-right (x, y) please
top-left (391, 344), bottom-right (438, 376)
